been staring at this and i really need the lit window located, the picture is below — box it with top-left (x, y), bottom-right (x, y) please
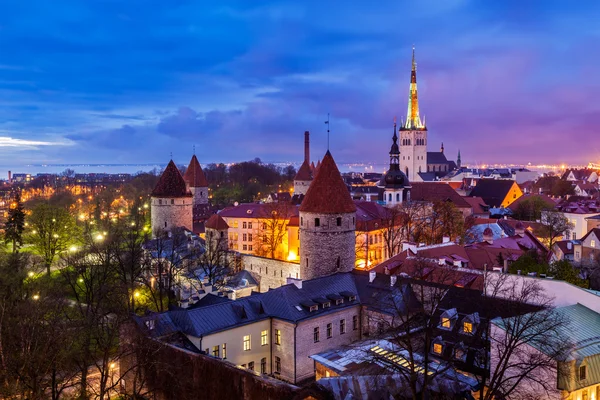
top-left (580, 365), bottom-right (587, 380)
top-left (433, 343), bottom-right (443, 354)
top-left (340, 319), bottom-right (346, 334)
top-left (592, 240), bottom-right (596, 248)
top-left (463, 322), bottom-right (473, 334)
top-left (314, 327), bottom-right (320, 343)
top-left (275, 329), bottom-right (281, 345)
top-left (261, 330), bottom-right (268, 346)
top-left (212, 345), bottom-right (219, 357)
top-left (325, 370), bottom-right (331, 377)
top-left (243, 335), bottom-right (251, 351)
top-left (323, 302), bottom-right (330, 308)
top-left (327, 323), bottom-right (332, 339)
top-left (222, 343), bottom-right (227, 359)
top-left (441, 317), bottom-right (451, 329)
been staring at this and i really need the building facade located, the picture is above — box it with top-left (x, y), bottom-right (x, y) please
top-left (150, 160), bottom-right (193, 235)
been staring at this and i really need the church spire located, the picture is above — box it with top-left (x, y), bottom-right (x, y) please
top-left (389, 117), bottom-right (400, 169)
top-left (457, 150), bottom-right (462, 168)
top-left (404, 46), bottom-right (425, 130)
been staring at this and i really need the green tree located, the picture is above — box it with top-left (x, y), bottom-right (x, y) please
top-left (4, 192), bottom-right (25, 253)
top-left (512, 196), bottom-right (552, 221)
top-left (550, 259), bottom-right (587, 287)
top-left (27, 204), bottom-right (79, 275)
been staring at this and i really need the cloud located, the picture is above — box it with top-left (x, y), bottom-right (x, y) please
top-left (0, 136), bottom-right (68, 147)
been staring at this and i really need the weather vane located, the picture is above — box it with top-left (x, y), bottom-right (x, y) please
top-left (324, 113), bottom-right (330, 151)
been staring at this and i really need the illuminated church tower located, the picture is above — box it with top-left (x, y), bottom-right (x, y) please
top-left (399, 47), bottom-right (427, 182)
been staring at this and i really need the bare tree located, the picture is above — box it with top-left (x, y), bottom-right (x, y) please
top-left (195, 230), bottom-right (236, 289)
top-left (482, 272), bottom-right (572, 400)
top-left (381, 204), bottom-right (407, 259)
top-left (540, 210), bottom-right (574, 250)
top-left (253, 202), bottom-right (293, 260)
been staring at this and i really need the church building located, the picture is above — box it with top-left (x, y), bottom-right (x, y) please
top-left (398, 48), bottom-right (458, 182)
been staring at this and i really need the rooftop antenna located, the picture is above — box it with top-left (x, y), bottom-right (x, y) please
top-left (324, 113), bottom-right (330, 151)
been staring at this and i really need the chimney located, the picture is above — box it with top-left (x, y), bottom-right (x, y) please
top-left (304, 131), bottom-right (310, 165)
top-left (369, 270), bottom-right (376, 283)
top-left (390, 275), bottom-right (397, 287)
top-left (287, 277), bottom-right (302, 289)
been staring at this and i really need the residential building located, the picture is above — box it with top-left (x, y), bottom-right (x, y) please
top-left (555, 199), bottom-right (600, 240)
top-left (469, 179), bottom-right (523, 208)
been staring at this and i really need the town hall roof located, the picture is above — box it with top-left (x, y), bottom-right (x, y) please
top-left (183, 155), bottom-right (209, 187)
top-left (151, 160), bottom-right (193, 198)
top-left (299, 151), bottom-right (356, 214)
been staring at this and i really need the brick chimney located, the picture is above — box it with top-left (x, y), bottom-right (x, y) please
top-left (304, 131), bottom-right (310, 165)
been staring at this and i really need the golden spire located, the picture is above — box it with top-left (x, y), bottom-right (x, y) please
top-left (405, 45), bottom-right (425, 130)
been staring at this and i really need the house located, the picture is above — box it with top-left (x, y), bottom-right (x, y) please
top-left (507, 193), bottom-right (558, 220)
top-left (574, 182), bottom-right (600, 198)
top-left (555, 199), bottom-right (600, 240)
top-left (491, 303), bottom-right (600, 400)
top-left (462, 196), bottom-right (489, 218)
top-left (573, 228), bottom-right (600, 265)
top-left (468, 179), bottom-right (523, 208)
top-left (552, 240), bottom-right (576, 262)
top-left (562, 168), bottom-right (598, 183)
top-left (410, 182), bottom-right (473, 217)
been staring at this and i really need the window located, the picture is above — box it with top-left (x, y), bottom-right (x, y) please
top-left (261, 330), bottom-right (268, 346)
top-left (243, 222), bottom-right (247, 229)
top-left (261, 358), bottom-right (267, 374)
top-left (335, 298), bottom-right (344, 305)
top-left (243, 244), bottom-right (247, 251)
top-left (463, 322), bottom-right (473, 334)
top-left (309, 305), bottom-right (318, 312)
top-left (348, 295), bottom-right (356, 301)
top-left (327, 323), bottom-right (332, 338)
top-left (241, 364), bottom-right (246, 368)
top-left (248, 245), bottom-right (253, 251)
top-left (248, 222), bottom-right (253, 229)
top-left (222, 343), bottom-right (227, 359)
top-left (353, 315), bottom-right (358, 330)
top-left (243, 335), bottom-right (251, 351)
top-left (275, 356), bottom-right (281, 373)
top-left (158, 199), bottom-right (162, 205)
top-left (275, 329), bottom-right (281, 345)
top-left (592, 239), bottom-right (597, 248)
top-left (433, 343), bottom-right (443, 354)
top-left (323, 302), bottom-right (331, 308)
top-left (580, 365), bottom-right (587, 380)
top-left (315, 218), bottom-right (320, 227)
top-left (248, 361), bottom-right (254, 371)
top-left (243, 233), bottom-right (247, 241)
top-left (336, 217), bottom-right (342, 226)
top-left (233, 220), bottom-right (238, 228)
top-left (212, 345), bottom-right (219, 357)
top-left (441, 317), bottom-right (451, 329)
top-left (171, 199), bottom-right (174, 204)
top-left (340, 319), bottom-right (346, 334)
top-left (454, 347), bottom-right (465, 361)
top-left (248, 233), bottom-right (253, 241)
top-left (314, 327), bottom-right (320, 343)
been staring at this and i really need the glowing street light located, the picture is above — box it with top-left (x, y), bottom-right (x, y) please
top-left (96, 234), bottom-right (104, 241)
top-left (28, 271), bottom-right (34, 278)
top-left (32, 294), bottom-right (40, 301)
top-left (69, 245), bottom-right (78, 252)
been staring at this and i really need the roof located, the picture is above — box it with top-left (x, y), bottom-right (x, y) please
top-left (219, 203), bottom-right (298, 219)
top-left (554, 240), bottom-right (575, 256)
top-left (183, 155), bottom-right (208, 187)
top-left (581, 228), bottom-right (600, 243)
top-left (205, 214), bottom-right (229, 230)
top-left (556, 199), bottom-right (600, 215)
top-left (469, 179), bottom-right (517, 207)
top-left (152, 160), bottom-right (193, 198)
top-left (507, 193), bottom-right (557, 212)
top-left (410, 182), bottom-right (471, 209)
top-left (299, 151), bottom-right (356, 214)
top-left (462, 196), bottom-right (488, 214)
top-left (294, 160), bottom-right (313, 181)
top-left (427, 151), bottom-right (449, 165)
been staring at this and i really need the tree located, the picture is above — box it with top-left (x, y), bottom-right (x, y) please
top-left (483, 273), bottom-right (572, 399)
top-left (381, 204), bottom-right (408, 260)
top-left (254, 202), bottom-right (293, 260)
top-left (549, 259), bottom-right (587, 287)
top-left (195, 230), bottom-right (235, 289)
top-left (27, 204), bottom-right (79, 275)
top-left (512, 196), bottom-right (553, 221)
top-left (540, 210), bottom-right (573, 250)
top-left (433, 200), bottom-right (466, 244)
top-left (4, 192), bottom-right (25, 253)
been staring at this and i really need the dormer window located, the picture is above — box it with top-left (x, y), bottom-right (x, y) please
top-left (309, 305), bottom-right (318, 312)
top-left (579, 365), bottom-right (587, 380)
top-left (145, 319), bottom-right (155, 330)
top-left (433, 343), bottom-right (443, 355)
top-left (454, 343), bottom-right (466, 361)
top-left (439, 308), bottom-right (457, 330)
top-left (335, 299), bottom-right (344, 305)
top-left (460, 313), bottom-right (480, 335)
top-left (463, 322), bottom-right (473, 334)
top-left (349, 295), bottom-right (356, 301)
top-left (441, 318), bottom-right (451, 329)
top-left (323, 302), bottom-right (331, 308)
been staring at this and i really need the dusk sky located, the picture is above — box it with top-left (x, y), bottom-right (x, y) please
top-left (1, 0), bottom-right (599, 167)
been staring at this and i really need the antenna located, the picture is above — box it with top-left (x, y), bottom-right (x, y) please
top-left (324, 113), bottom-right (330, 151)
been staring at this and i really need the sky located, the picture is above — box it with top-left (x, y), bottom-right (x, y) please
top-left (0, 0), bottom-right (599, 168)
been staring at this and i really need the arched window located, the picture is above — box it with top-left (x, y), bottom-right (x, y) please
top-left (396, 193), bottom-right (400, 202)
top-left (388, 193), bottom-right (392, 202)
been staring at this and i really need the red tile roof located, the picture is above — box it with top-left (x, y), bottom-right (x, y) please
top-left (299, 151), bottom-right (356, 214)
top-left (294, 160), bottom-right (312, 181)
top-left (183, 155), bottom-right (208, 187)
top-left (151, 160), bottom-right (192, 198)
top-left (462, 196), bottom-right (488, 214)
top-left (410, 182), bottom-right (471, 209)
top-left (205, 214), bottom-right (229, 230)
top-left (219, 203), bottom-right (298, 219)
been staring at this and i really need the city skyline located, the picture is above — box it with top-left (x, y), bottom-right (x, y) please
top-left (1, 1), bottom-right (599, 166)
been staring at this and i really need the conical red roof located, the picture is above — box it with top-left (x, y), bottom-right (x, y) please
top-left (205, 214), bottom-right (229, 230)
top-left (294, 160), bottom-right (313, 181)
top-left (151, 160), bottom-right (192, 198)
top-left (183, 155), bottom-right (208, 187)
top-left (299, 151), bottom-right (356, 214)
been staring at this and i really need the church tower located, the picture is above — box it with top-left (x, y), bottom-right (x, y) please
top-left (382, 119), bottom-right (411, 207)
top-left (299, 151), bottom-right (356, 280)
top-left (399, 47), bottom-right (427, 182)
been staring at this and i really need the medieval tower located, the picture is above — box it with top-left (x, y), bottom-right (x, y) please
top-left (399, 47), bottom-right (427, 182)
top-left (299, 151), bottom-right (356, 280)
top-left (183, 154), bottom-right (209, 207)
top-left (151, 160), bottom-right (193, 235)
top-left (293, 131), bottom-right (313, 196)
top-left (382, 120), bottom-right (411, 207)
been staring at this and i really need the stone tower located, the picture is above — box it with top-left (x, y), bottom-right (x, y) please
top-left (299, 151), bottom-right (356, 280)
top-left (151, 160), bottom-right (193, 235)
top-left (399, 47), bottom-right (427, 182)
top-left (382, 120), bottom-right (411, 207)
top-left (183, 154), bottom-right (209, 206)
top-left (205, 213), bottom-right (229, 252)
top-left (293, 131), bottom-right (313, 196)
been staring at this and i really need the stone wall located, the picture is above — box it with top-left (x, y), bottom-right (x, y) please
top-left (190, 186), bottom-right (209, 206)
top-left (299, 211), bottom-right (356, 280)
top-left (272, 319), bottom-right (297, 383)
top-left (151, 196), bottom-right (193, 234)
top-left (241, 254), bottom-right (300, 292)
